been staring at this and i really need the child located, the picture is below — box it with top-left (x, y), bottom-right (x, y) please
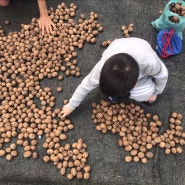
top-left (60, 38), bottom-right (168, 119)
top-left (0, 0), bottom-right (56, 35)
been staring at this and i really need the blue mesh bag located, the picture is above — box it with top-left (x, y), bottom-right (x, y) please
top-left (156, 29), bottom-right (182, 58)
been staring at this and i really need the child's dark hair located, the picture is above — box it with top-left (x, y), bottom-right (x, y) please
top-left (99, 53), bottom-right (139, 97)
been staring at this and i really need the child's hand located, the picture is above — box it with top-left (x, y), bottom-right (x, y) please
top-left (38, 15), bottom-right (56, 35)
top-left (60, 105), bottom-right (73, 119)
top-left (147, 95), bottom-right (157, 103)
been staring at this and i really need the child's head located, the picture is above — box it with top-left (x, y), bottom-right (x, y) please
top-left (100, 53), bottom-right (139, 97)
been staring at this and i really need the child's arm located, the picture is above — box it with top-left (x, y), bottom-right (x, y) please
top-left (60, 105), bottom-right (73, 119)
top-left (37, 0), bottom-right (56, 35)
top-left (130, 50), bottom-right (168, 103)
top-left (143, 44), bottom-right (169, 95)
top-left (151, 60), bottom-right (168, 96)
top-left (60, 62), bottom-right (102, 119)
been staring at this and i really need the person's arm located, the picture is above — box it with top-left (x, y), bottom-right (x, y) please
top-left (134, 45), bottom-right (168, 103)
top-left (37, 0), bottom-right (56, 35)
top-left (142, 40), bottom-right (169, 93)
top-left (60, 61), bottom-right (103, 119)
top-left (150, 57), bottom-right (168, 96)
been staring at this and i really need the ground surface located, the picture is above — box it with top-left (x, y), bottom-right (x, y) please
top-left (1, 0), bottom-right (185, 185)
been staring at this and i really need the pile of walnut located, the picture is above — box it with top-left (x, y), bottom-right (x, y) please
top-left (169, 1), bottom-right (185, 23)
top-left (101, 23), bottom-right (134, 47)
top-left (43, 136), bottom-right (90, 180)
top-left (101, 40), bottom-right (112, 47)
top-left (0, 2), bottom-right (104, 180)
top-left (91, 100), bottom-right (185, 163)
top-left (121, 23), bottom-right (134, 38)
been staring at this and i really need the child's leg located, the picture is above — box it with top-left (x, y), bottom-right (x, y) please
top-left (0, 0), bottom-right (10, 6)
top-left (129, 82), bottom-right (156, 102)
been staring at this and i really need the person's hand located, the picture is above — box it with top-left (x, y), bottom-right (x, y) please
top-left (147, 95), bottom-right (157, 103)
top-left (38, 15), bottom-right (56, 35)
top-left (60, 105), bottom-right (73, 119)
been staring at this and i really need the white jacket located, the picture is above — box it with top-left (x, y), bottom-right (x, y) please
top-left (67, 38), bottom-right (168, 110)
